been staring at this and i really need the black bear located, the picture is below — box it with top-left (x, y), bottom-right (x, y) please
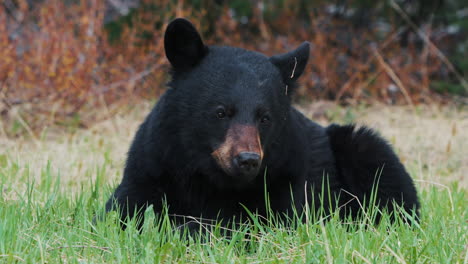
top-left (105, 18), bottom-right (419, 228)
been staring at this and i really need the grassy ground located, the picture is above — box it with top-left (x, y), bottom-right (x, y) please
top-left (0, 102), bottom-right (467, 263)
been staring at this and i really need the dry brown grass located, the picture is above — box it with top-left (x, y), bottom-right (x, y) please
top-left (299, 102), bottom-right (468, 189)
top-left (0, 102), bottom-right (466, 198)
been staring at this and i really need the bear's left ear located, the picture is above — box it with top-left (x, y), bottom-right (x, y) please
top-left (270, 42), bottom-right (310, 87)
top-left (164, 18), bottom-right (208, 70)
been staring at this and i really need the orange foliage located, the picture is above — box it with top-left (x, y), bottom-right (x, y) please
top-left (0, 0), bottom-right (446, 131)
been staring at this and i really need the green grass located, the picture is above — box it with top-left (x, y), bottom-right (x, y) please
top-left (0, 103), bottom-right (467, 263)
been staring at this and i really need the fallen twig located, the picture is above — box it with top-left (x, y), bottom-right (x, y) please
top-left (372, 47), bottom-right (415, 112)
top-left (91, 65), bottom-right (160, 94)
top-left (47, 245), bottom-right (111, 253)
top-left (390, 0), bottom-right (468, 91)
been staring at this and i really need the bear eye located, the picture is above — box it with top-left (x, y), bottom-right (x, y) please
top-left (216, 107), bottom-right (226, 119)
top-left (260, 115), bottom-right (271, 124)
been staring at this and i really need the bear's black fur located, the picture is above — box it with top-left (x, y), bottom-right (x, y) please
top-left (105, 18), bottom-right (419, 228)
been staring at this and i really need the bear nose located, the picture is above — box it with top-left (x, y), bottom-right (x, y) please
top-left (234, 152), bottom-right (261, 175)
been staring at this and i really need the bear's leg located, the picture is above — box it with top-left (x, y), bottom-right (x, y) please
top-left (105, 182), bottom-right (155, 229)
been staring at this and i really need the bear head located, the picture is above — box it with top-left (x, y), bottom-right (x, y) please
top-left (163, 18), bottom-right (310, 190)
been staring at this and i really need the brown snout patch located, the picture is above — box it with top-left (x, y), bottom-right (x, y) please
top-left (212, 124), bottom-right (263, 173)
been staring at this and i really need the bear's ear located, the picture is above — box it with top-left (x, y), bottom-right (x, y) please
top-left (270, 42), bottom-right (310, 87)
top-left (164, 18), bottom-right (208, 70)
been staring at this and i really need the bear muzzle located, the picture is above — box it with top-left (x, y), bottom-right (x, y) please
top-left (211, 124), bottom-right (263, 182)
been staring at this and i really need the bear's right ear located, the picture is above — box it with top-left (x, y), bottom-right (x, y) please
top-left (164, 18), bottom-right (208, 70)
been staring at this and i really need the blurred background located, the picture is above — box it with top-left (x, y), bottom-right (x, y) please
top-left (0, 0), bottom-right (467, 133)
